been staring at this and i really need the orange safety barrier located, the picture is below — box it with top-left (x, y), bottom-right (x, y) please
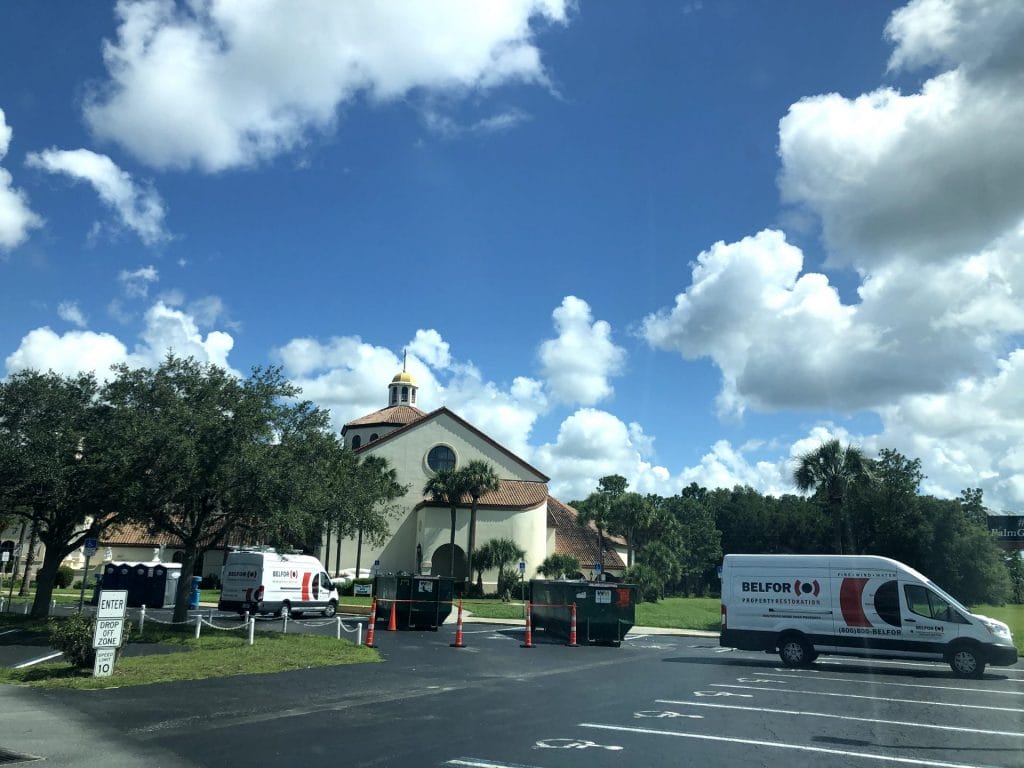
top-left (450, 599), bottom-right (466, 648)
top-left (365, 598), bottom-right (377, 647)
top-left (521, 601), bottom-right (534, 648)
top-left (568, 602), bottom-right (578, 647)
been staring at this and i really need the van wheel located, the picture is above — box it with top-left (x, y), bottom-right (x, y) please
top-left (323, 601), bottom-right (337, 618)
top-left (949, 643), bottom-right (986, 678)
top-left (779, 633), bottom-right (813, 667)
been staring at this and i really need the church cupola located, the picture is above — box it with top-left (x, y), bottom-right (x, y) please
top-left (388, 353), bottom-right (418, 407)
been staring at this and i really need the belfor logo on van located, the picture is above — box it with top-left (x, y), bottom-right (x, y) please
top-left (272, 569), bottom-right (298, 578)
top-left (741, 579), bottom-right (819, 595)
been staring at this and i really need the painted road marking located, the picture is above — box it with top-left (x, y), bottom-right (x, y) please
top-left (13, 651), bottom-right (63, 668)
top-left (693, 690), bottom-right (753, 698)
top-left (764, 671), bottom-right (1024, 696)
top-left (656, 699), bottom-right (1024, 738)
top-left (0, 629), bottom-right (21, 637)
top-left (579, 723), bottom-right (1001, 768)
top-left (634, 710), bottom-right (704, 719)
top-left (736, 677), bottom-right (788, 684)
top-left (447, 760), bottom-right (545, 768)
top-left (709, 683), bottom-right (1024, 713)
top-left (535, 739), bottom-right (623, 751)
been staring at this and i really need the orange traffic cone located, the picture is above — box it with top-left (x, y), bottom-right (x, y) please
top-left (521, 601), bottom-right (534, 648)
top-left (365, 598), bottom-right (377, 647)
top-left (568, 602), bottom-right (578, 647)
top-left (450, 599), bottom-right (466, 648)
top-left (387, 600), bottom-right (397, 631)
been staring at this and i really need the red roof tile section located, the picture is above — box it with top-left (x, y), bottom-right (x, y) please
top-left (342, 404), bottom-right (426, 431)
top-left (416, 479), bottom-right (549, 510)
top-left (547, 496), bottom-right (625, 570)
top-left (101, 522), bottom-right (240, 549)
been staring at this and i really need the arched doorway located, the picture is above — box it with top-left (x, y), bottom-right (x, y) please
top-left (432, 544), bottom-right (468, 581)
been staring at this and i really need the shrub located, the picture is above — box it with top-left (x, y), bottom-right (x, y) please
top-left (623, 564), bottom-right (662, 603)
top-left (55, 566), bottom-right (75, 589)
top-left (72, 580), bottom-right (84, 590)
top-left (48, 614), bottom-right (95, 668)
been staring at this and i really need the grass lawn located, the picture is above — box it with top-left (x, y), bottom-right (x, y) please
top-left (636, 597), bottom-right (721, 631)
top-left (0, 620), bottom-right (379, 689)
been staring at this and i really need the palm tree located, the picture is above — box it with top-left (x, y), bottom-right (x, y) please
top-left (470, 541), bottom-right (496, 594)
top-left (423, 468), bottom-right (467, 578)
top-left (793, 439), bottom-right (869, 554)
top-left (460, 460), bottom-right (500, 595)
top-left (486, 537), bottom-right (526, 597)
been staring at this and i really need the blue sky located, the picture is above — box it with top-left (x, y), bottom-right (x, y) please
top-left (2, 1), bottom-right (1023, 510)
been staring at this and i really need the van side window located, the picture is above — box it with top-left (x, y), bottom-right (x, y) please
top-left (873, 580), bottom-right (901, 626)
top-left (904, 584), bottom-right (968, 623)
top-left (321, 572), bottom-right (333, 589)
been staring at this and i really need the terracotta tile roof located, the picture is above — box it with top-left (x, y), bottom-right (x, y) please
top-left (101, 522), bottom-right (185, 547)
top-left (342, 404), bottom-right (427, 431)
top-left (547, 496), bottom-right (625, 570)
top-left (352, 406), bottom-right (550, 482)
top-left (416, 479), bottom-right (549, 511)
top-left (101, 522), bottom-right (236, 549)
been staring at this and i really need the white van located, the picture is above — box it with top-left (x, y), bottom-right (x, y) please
top-left (719, 554), bottom-right (1017, 677)
top-left (218, 550), bottom-right (338, 618)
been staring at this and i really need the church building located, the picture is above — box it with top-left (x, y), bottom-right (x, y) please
top-left (331, 365), bottom-right (625, 588)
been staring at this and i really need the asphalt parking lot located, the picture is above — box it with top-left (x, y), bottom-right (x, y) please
top-left (3, 612), bottom-right (1023, 768)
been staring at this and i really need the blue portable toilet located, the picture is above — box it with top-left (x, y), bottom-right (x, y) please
top-left (189, 576), bottom-right (202, 609)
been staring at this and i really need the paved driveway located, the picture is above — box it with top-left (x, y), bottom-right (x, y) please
top-left (3, 620), bottom-right (1022, 768)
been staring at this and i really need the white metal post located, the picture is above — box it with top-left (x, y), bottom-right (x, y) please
top-left (336, 616), bottom-right (341, 640)
top-left (194, 614), bottom-right (201, 639)
top-left (248, 617), bottom-right (255, 646)
top-left (139, 605), bottom-right (146, 634)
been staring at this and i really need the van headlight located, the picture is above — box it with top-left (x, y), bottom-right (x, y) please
top-left (982, 619), bottom-right (1012, 641)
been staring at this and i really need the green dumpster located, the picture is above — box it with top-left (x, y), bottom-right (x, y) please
top-left (530, 579), bottom-right (637, 646)
top-left (373, 574), bottom-right (454, 630)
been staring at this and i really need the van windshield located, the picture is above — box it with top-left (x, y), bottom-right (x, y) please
top-left (923, 579), bottom-right (971, 615)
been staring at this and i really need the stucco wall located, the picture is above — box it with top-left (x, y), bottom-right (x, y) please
top-left (329, 413), bottom-right (550, 581)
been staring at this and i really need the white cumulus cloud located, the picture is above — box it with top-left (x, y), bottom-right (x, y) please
top-left (643, 0), bottom-right (1024, 511)
top-left (85, 0), bottom-right (570, 171)
top-left (5, 301), bottom-right (237, 379)
top-left (539, 296), bottom-right (626, 406)
top-left (119, 265), bottom-right (159, 298)
top-left (58, 301), bottom-right (88, 328)
top-left (0, 108), bottom-right (43, 252)
top-left (26, 148), bottom-right (168, 245)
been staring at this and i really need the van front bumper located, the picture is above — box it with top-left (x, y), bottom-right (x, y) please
top-left (988, 643), bottom-right (1018, 667)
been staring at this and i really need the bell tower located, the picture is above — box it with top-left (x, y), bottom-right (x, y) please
top-left (388, 350), bottom-right (418, 407)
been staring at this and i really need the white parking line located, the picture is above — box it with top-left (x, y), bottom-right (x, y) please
top-left (13, 651), bottom-right (63, 668)
top-left (655, 699), bottom-right (1024, 738)
top-left (761, 671), bottom-right (1024, 696)
top-left (579, 723), bottom-right (1000, 768)
top-left (0, 628), bottom-right (21, 637)
top-left (446, 761), bottom-right (537, 768)
top-left (710, 683), bottom-right (1024, 713)
top-left (816, 657), bottom-right (1024, 676)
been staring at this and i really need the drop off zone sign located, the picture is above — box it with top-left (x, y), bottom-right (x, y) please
top-left (93, 589), bottom-right (128, 678)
